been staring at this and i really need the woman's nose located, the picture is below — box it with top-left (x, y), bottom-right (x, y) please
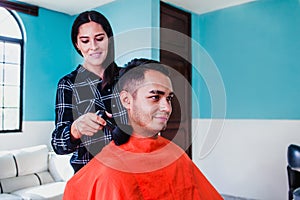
top-left (90, 40), bottom-right (98, 50)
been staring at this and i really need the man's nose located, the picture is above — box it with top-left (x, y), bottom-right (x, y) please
top-left (159, 99), bottom-right (172, 112)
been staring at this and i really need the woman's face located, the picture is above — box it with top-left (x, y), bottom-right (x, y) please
top-left (76, 21), bottom-right (109, 69)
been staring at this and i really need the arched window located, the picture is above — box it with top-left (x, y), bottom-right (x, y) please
top-left (0, 7), bottom-right (23, 132)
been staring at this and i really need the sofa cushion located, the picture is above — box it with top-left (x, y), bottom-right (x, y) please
top-left (1, 171), bottom-right (55, 194)
top-left (0, 151), bottom-right (17, 179)
top-left (36, 171), bottom-right (55, 184)
top-left (48, 152), bottom-right (73, 182)
top-left (0, 193), bottom-right (22, 200)
top-left (1, 174), bottom-right (40, 193)
top-left (12, 182), bottom-right (66, 200)
top-left (12, 145), bottom-right (48, 176)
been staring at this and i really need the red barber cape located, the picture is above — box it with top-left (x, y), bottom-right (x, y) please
top-left (63, 136), bottom-right (223, 200)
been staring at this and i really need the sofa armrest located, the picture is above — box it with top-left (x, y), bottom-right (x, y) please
top-left (48, 152), bottom-right (73, 182)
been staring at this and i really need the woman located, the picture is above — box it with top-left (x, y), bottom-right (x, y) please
top-left (51, 10), bottom-right (127, 173)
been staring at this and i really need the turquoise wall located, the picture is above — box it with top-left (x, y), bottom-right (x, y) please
top-left (95, 0), bottom-right (160, 65)
top-left (18, 9), bottom-right (74, 121)
top-left (18, 0), bottom-right (300, 121)
top-left (72, 0), bottom-right (159, 66)
top-left (18, 0), bottom-right (158, 121)
top-left (193, 0), bottom-right (300, 119)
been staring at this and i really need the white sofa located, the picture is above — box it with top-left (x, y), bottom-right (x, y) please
top-left (0, 145), bottom-right (73, 200)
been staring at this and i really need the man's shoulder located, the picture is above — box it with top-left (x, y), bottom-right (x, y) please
top-left (67, 155), bottom-right (114, 184)
top-left (94, 142), bottom-right (124, 167)
top-left (157, 136), bottom-right (186, 152)
top-left (64, 155), bottom-right (121, 199)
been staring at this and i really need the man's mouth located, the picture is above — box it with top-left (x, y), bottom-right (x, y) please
top-left (154, 115), bottom-right (169, 123)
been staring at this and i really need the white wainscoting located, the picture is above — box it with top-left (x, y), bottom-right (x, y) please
top-left (192, 119), bottom-right (300, 200)
top-left (1, 119), bottom-right (300, 199)
top-left (0, 121), bottom-right (54, 151)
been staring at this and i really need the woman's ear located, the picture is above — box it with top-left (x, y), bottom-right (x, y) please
top-left (119, 90), bottom-right (131, 109)
top-left (75, 43), bottom-right (80, 52)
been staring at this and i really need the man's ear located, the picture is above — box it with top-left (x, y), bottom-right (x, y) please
top-left (119, 90), bottom-right (131, 109)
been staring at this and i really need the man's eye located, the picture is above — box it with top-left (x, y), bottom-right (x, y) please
top-left (151, 96), bottom-right (160, 101)
top-left (167, 95), bottom-right (174, 102)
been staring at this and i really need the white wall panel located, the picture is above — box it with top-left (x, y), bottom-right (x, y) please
top-left (192, 119), bottom-right (300, 200)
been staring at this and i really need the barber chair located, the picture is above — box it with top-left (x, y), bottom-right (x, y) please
top-left (287, 144), bottom-right (300, 200)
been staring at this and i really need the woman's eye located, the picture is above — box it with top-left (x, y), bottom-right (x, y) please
top-left (81, 40), bottom-right (89, 44)
top-left (96, 37), bottom-right (104, 41)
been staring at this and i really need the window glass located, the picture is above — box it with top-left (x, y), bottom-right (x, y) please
top-left (4, 63), bottom-right (20, 85)
top-left (0, 41), bottom-right (3, 62)
top-left (4, 85), bottom-right (20, 107)
top-left (0, 7), bottom-right (22, 39)
top-left (0, 7), bottom-right (23, 132)
top-left (5, 42), bottom-right (21, 64)
top-left (4, 108), bottom-right (19, 130)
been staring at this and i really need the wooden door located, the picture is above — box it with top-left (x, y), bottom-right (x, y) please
top-left (160, 2), bottom-right (192, 158)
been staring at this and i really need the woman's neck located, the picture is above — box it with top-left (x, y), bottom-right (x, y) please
top-left (83, 63), bottom-right (105, 79)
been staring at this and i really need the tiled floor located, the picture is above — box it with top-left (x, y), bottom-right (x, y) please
top-left (222, 194), bottom-right (257, 200)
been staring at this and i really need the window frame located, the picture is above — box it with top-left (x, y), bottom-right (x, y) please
top-left (0, 8), bottom-right (24, 133)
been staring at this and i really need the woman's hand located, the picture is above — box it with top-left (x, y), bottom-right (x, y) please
top-left (71, 112), bottom-right (112, 140)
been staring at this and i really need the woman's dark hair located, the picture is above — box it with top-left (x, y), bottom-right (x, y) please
top-left (71, 10), bottom-right (118, 88)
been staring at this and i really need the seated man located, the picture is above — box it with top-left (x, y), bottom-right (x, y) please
top-left (63, 58), bottom-right (223, 200)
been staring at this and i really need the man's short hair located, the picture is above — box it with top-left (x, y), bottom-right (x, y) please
top-left (117, 58), bottom-right (170, 94)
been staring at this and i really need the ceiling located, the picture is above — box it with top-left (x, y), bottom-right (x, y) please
top-left (16, 0), bottom-right (255, 16)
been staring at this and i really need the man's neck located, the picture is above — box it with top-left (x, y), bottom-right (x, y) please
top-left (131, 132), bottom-right (159, 139)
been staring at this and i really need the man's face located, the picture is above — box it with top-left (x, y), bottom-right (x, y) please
top-left (127, 70), bottom-right (174, 137)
